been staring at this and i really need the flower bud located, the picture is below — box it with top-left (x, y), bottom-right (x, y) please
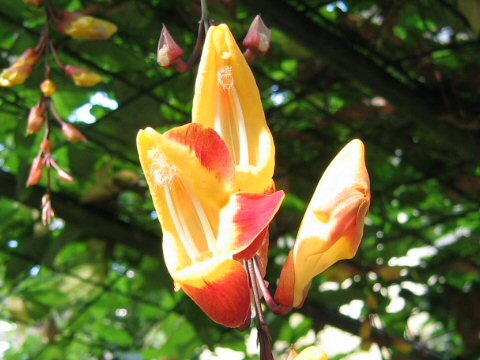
top-left (41, 193), bottom-right (55, 226)
top-left (0, 48), bottom-right (40, 87)
top-left (61, 122), bottom-right (87, 142)
top-left (287, 346), bottom-right (329, 360)
top-left (26, 155), bottom-right (45, 186)
top-left (243, 15), bottom-right (272, 55)
top-left (65, 65), bottom-right (103, 87)
top-left (57, 12), bottom-right (117, 40)
top-left (40, 79), bottom-right (57, 97)
top-left (26, 102), bottom-right (46, 134)
top-left (157, 25), bottom-right (185, 67)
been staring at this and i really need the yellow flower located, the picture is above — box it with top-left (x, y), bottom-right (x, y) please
top-left (192, 24), bottom-right (275, 193)
top-left (275, 140), bottom-right (371, 308)
top-left (65, 65), bottom-right (103, 87)
top-left (137, 123), bottom-right (284, 328)
top-left (0, 48), bottom-right (40, 87)
top-left (57, 12), bottom-right (117, 40)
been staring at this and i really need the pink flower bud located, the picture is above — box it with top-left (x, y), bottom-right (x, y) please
top-left (26, 155), bottom-right (45, 186)
top-left (48, 157), bottom-right (74, 182)
top-left (41, 139), bottom-right (53, 153)
top-left (243, 15), bottom-right (272, 55)
top-left (157, 25), bottom-right (185, 67)
top-left (41, 193), bottom-right (55, 226)
top-left (61, 122), bottom-right (87, 142)
top-left (26, 102), bottom-right (46, 134)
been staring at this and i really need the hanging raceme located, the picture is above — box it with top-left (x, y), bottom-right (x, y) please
top-left (141, 11), bottom-right (371, 358)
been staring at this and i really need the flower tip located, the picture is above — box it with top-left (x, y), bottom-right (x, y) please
top-left (243, 14), bottom-right (272, 55)
top-left (157, 25), bottom-right (185, 68)
top-left (288, 346), bottom-right (329, 360)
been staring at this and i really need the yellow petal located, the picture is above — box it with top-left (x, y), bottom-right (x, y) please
top-left (192, 24), bottom-right (274, 193)
top-left (291, 346), bottom-right (329, 360)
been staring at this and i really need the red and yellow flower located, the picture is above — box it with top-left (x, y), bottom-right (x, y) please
top-left (137, 123), bottom-right (284, 328)
top-left (192, 24), bottom-right (275, 193)
top-left (275, 139), bottom-right (371, 308)
top-left (57, 12), bottom-right (117, 40)
top-left (0, 48), bottom-right (40, 87)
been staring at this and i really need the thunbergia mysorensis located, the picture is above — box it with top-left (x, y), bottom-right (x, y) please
top-left (137, 123), bottom-right (284, 328)
top-left (192, 24), bottom-right (275, 193)
top-left (275, 140), bottom-right (371, 308)
top-left (139, 19), bottom-right (371, 359)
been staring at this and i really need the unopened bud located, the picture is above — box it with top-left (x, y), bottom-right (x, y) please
top-left (40, 79), bottom-right (57, 97)
top-left (26, 102), bottom-right (46, 134)
top-left (0, 48), bottom-right (40, 87)
top-left (26, 154), bottom-right (45, 186)
top-left (41, 193), bottom-right (55, 226)
top-left (57, 12), bottom-right (117, 40)
top-left (61, 122), bottom-right (87, 142)
top-left (157, 25), bottom-right (185, 67)
top-left (243, 15), bottom-right (272, 55)
top-left (41, 139), bottom-right (53, 153)
top-left (48, 158), bottom-right (74, 182)
top-left (65, 65), bottom-right (103, 87)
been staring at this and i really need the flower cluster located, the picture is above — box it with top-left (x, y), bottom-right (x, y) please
top-left (138, 19), bottom-right (370, 359)
top-left (1, 2), bottom-right (117, 225)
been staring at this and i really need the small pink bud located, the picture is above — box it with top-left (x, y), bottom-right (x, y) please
top-left (61, 122), bottom-right (87, 142)
top-left (26, 102), bottom-right (46, 134)
top-left (243, 15), bottom-right (272, 55)
top-left (41, 139), bottom-right (52, 153)
top-left (48, 158), bottom-right (74, 182)
top-left (26, 155), bottom-right (45, 186)
top-left (157, 25), bottom-right (185, 67)
top-left (41, 193), bottom-right (55, 226)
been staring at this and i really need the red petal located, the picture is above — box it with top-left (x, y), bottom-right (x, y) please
top-left (181, 259), bottom-right (251, 328)
top-left (166, 123), bottom-right (235, 184)
top-left (217, 190), bottom-right (284, 258)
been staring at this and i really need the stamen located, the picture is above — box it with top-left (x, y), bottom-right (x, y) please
top-left (147, 147), bottom-right (176, 188)
top-left (183, 181), bottom-right (217, 252)
top-left (164, 186), bottom-right (200, 260)
top-left (217, 66), bottom-right (234, 91)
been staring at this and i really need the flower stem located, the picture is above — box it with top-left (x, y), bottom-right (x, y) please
top-left (253, 256), bottom-right (291, 315)
top-left (247, 259), bottom-right (273, 360)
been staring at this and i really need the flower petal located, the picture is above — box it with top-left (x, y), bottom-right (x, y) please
top-left (178, 256), bottom-right (251, 328)
top-left (192, 24), bottom-right (275, 193)
top-left (276, 139), bottom-right (370, 307)
top-left (216, 190), bottom-right (285, 258)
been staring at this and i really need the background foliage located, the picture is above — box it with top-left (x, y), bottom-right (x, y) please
top-left (0, 0), bottom-right (479, 359)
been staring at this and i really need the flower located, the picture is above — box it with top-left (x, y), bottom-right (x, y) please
top-left (192, 24), bottom-right (275, 193)
top-left (65, 65), bottom-right (103, 87)
top-left (243, 15), bottom-right (272, 55)
top-left (26, 102), bottom-right (46, 134)
top-left (157, 25), bottom-right (185, 68)
top-left (0, 48), bottom-right (40, 87)
top-left (137, 123), bottom-right (284, 327)
top-left (57, 12), bottom-right (117, 40)
top-left (26, 154), bottom-right (46, 186)
top-left (275, 139), bottom-right (371, 308)
top-left (61, 122), bottom-right (87, 142)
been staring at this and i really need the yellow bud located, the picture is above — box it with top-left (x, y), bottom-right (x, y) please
top-left (40, 79), bottom-right (57, 96)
